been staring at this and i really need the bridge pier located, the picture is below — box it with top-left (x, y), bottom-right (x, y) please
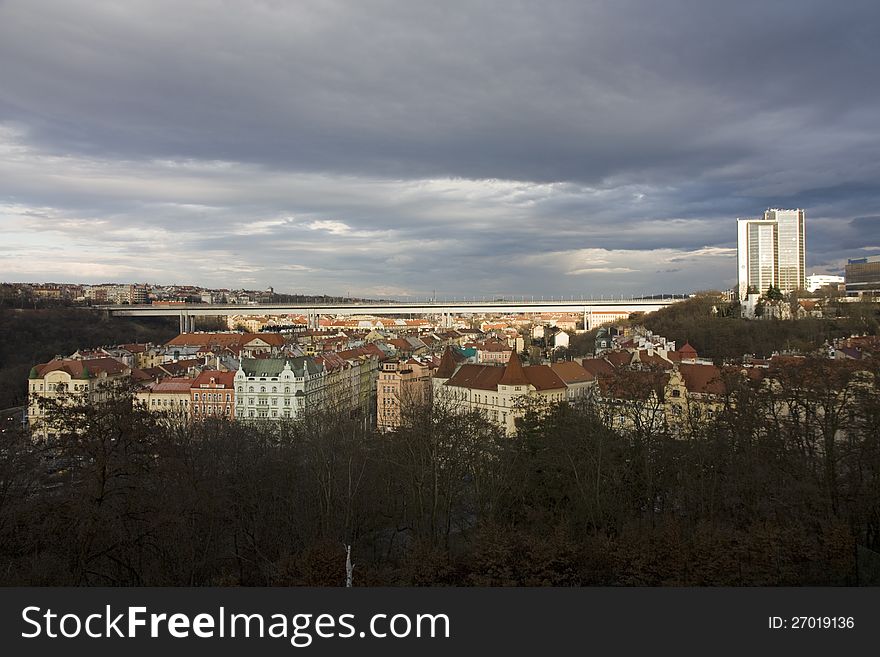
top-left (179, 312), bottom-right (196, 334)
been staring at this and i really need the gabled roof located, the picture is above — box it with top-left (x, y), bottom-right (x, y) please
top-left (167, 332), bottom-right (285, 349)
top-left (551, 361), bottom-right (594, 384)
top-left (499, 350), bottom-right (529, 386)
top-left (476, 340), bottom-right (512, 352)
top-left (604, 351), bottom-right (634, 368)
top-left (445, 364), bottom-right (504, 390)
top-left (142, 377), bottom-right (194, 394)
top-left (435, 346), bottom-right (463, 378)
top-left (130, 368), bottom-right (153, 382)
top-left (836, 346), bottom-right (862, 360)
top-left (155, 358), bottom-right (202, 377)
top-left (581, 357), bottom-right (615, 377)
top-left (679, 342), bottom-right (698, 357)
top-left (636, 350), bottom-right (673, 370)
top-left (33, 357), bottom-right (128, 380)
top-left (444, 359), bottom-right (567, 393)
top-left (192, 370), bottom-right (236, 389)
top-left (119, 343), bottom-right (149, 353)
top-left (678, 364), bottom-right (725, 395)
top-left (523, 366), bottom-right (567, 391)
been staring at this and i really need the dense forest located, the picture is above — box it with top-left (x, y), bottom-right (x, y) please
top-left (0, 308), bottom-right (177, 409)
top-left (2, 356), bottom-right (878, 586)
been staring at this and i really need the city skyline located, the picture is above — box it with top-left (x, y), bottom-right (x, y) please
top-left (2, 1), bottom-right (879, 297)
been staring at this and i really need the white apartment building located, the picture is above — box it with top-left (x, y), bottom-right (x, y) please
top-left (234, 357), bottom-right (324, 421)
top-left (234, 354), bottom-right (377, 422)
top-left (806, 273), bottom-right (844, 293)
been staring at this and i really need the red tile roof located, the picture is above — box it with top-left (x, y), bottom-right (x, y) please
top-left (445, 361), bottom-right (567, 392)
top-left (34, 357), bottom-right (128, 379)
top-left (551, 361), bottom-right (594, 384)
top-left (445, 364), bottom-right (504, 390)
top-left (119, 343), bottom-right (149, 353)
top-left (167, 332), bottom-right (285, 349)
top-left (435, 346), bottom-right (463, 378)
top-left (604, 351), bottom-right (634, 368)
top-left (523, 365), bottom-right (567, 391)
top-left (581, 357), bottom-right (615, 377)
top-left (679, 342), bottom-right (698, 358)
top-left (476, 340), bottom-right (512, 352)
top-left (499, 350), bottom-right (529, 386)
top-left (143, 378), bottom-right (194, 394)
top-left (678, 364), bottom-right (725, 395)
top-left (191, 370), bottom-right (236, 389)
top-left (636, 350), bottom-right (674, 370)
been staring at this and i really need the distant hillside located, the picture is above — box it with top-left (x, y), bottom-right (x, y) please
top-left (0, 308), bottom-right (177, 409)
top-left (641, 295), bottom-right (879, 360)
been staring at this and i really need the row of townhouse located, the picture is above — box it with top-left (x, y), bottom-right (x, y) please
top-left (136, 371), bottom-right (236, 420)
top-left (588, 348), bottom-right (878, 437)
top-left (135, 351), bottom-right (380, 425)
top-left (426, 324), bottom-right (878, 439)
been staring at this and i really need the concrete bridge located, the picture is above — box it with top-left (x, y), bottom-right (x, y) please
top-left (99, 297), bottom-right (685, 332)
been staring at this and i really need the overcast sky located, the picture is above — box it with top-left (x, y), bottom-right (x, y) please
top-left (1, 0), bottom-right (878, 298)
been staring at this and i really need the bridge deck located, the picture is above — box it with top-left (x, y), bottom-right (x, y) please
top-left (99, 298), bottom-right (682, 317)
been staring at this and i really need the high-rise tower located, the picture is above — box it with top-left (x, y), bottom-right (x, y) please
top-left (736, 209), bottom-right (806, 299)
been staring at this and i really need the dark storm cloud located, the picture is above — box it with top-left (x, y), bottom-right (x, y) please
top-left (1, 0), bottom-right (878, 294)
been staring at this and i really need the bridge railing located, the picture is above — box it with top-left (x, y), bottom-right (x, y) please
top-left (97, 295), bottom-right (685, 310)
